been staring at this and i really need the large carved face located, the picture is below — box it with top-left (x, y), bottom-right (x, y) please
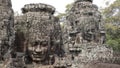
top-left (28, 40), bottom-right (49, 62)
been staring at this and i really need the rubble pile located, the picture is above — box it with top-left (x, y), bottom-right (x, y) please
top-left (6, 54), bottom-right (26, 68)
top-left (79, 44), bottom-right (113, 63)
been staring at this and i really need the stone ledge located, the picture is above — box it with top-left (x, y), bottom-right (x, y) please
top-left (22, 3), bottom-right (55, 14)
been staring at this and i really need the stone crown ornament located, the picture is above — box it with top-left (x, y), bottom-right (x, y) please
top-left (22, 3), bottom-right (55, 14)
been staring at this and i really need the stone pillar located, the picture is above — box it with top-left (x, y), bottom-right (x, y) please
top-left (0, 0), bottom-right (14, 61)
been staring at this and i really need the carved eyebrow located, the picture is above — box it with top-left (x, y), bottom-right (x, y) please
top-left (32, 41), bottom-right (39, 46)
top-left (40, 41), bottom-right (48, 45)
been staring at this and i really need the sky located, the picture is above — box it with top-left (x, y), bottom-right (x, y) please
top-left (11, 0), bottom-right (115, 14)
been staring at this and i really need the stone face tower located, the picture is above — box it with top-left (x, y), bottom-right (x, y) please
top-left (21, 3), bottom-right (56, 45)
top-left (64, 0), bottom-right (113, 68)
top-left (0, 0), bottom-right (14, 61)
top-left (66, 0), bottom-right (105, 44)
top-left (14, 3), bottom-right (63, 67)
top-left (22, 4), bottom-right (55, 64)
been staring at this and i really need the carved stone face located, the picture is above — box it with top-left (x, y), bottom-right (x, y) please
top-left (28, 40), bottom-right (49, 62)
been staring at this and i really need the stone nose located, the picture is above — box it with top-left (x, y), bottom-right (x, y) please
top-left (35, 45), bottom-right (42, 52)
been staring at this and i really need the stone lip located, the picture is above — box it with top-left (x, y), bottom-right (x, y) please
top-left (22, 3), bottom-right (55, 14)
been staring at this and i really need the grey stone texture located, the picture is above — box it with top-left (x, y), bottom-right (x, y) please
top-left (64, 0), bottom-right (113, 68)
top-left (0, 0), bottom-right (15, 68)
top-left (0, 0), bottom-right (14, 61)
top-left (0, 0), bottom-right (119, 68)
top-left (14, 3), bottom-right (64, 68)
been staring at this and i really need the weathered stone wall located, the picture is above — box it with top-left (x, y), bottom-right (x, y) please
top-left (0, 0), bottom-right (14, 61)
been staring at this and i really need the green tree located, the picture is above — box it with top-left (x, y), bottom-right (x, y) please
top-left (102, 0), bottom-right (120, 51)
top-left (56, 3), bottom-right (73, 30)
top-left (103, 0), bottom-right (120, 25)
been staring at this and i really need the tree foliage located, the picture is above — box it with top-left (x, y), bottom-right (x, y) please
top-left (102, 0), bottom-right (120, 51)
top-left (103, 0), bottom-right (120, 25)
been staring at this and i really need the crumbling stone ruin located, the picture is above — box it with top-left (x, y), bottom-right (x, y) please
top-left (64, 0), bottom-right (114, 68)
top-left (14, 3), bottom-right (64, 68)
top-left (0, 0), bottom-right (120, 68)
top-left (0, 0), bottom-right (14, 62)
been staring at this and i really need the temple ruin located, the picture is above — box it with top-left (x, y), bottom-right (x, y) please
top-left (0, 0), bottom-right (120, 68)
top-left (64, 0), bottom-right (113, 68)
top-left (14, 3), bottom-right (64, 68)
top-left (0, 0), bottom-right (14, 62)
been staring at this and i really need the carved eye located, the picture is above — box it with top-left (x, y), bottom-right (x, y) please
top-left (41, 41), bottom-right (48, 47)
top-left (88, 12), bottom-right (93, 16)
top-left (75, 20), bottom-right (79, 25)
top-left (33, 41), bottom-right (39, 46)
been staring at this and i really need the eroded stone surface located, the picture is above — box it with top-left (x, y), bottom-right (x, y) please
top-left (64, 0), bottom-right (113, 68)
top-left (0, 0), bottom-right (118, 68)
top-left (0, 0), bottom-right (15, 68)
top-left (0, 0), bottom-right (14, 61)
top-left (14, 3), bottom-right (64, 68)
